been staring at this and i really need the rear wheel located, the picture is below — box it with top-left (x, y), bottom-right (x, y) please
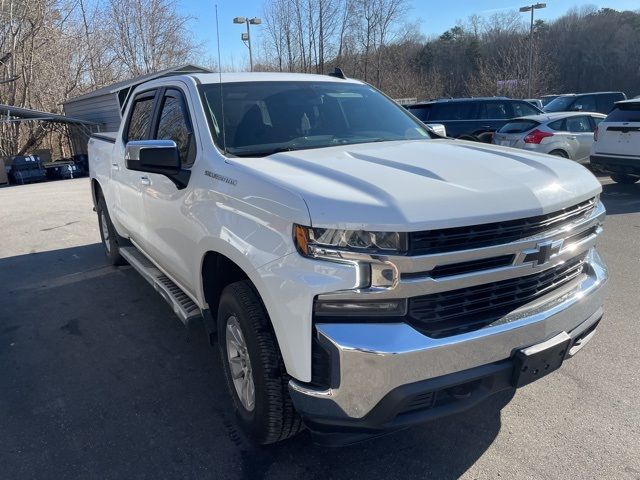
top-left (217, 280), bottom-right (303, 444)
top-left (611, 174), bottom-right (639, 184)
top-left (96, 196), bottom-right (126, 266)
top-left (549, 150), bottom-right (569, 158)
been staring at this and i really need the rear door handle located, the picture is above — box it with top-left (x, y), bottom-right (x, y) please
top-left (568, 135), bottom-right (577, 140)
top-left (140, 176), bottom-right (151, 186)
top-left (111, 163), bottom-right (120, 171)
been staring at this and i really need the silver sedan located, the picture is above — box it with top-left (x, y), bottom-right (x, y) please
top-left (492, 112), bottom-right (605, 163)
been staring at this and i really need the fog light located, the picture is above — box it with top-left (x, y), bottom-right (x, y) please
top-left (314, 299), bottom-right (407, 317)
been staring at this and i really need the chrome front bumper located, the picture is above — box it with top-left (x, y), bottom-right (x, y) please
top-left (290, 248), bottom-right (607, 420)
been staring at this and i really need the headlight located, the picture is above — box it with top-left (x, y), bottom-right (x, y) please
top-left (293, 224), bottom-right (407, 257)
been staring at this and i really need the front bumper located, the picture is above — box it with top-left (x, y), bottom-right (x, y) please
top-left (289, 248), bottom-right (607, 440)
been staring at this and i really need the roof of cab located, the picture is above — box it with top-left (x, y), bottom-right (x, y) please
top-left (191, 72), bottom-right (364, 85)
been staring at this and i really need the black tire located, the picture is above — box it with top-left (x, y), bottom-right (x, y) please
top-left (549, 150), bottom-right (569, 158)
top-left (217, 280), bottom-right (303, 444)
top-left (611, 174), bottom-right (639, 184)
top-left (96, 195), bottom-right (126, 266)
top-left (457, 134), bottom-right (478, 142)
top-left (476, 132), bottom-right (494, 143)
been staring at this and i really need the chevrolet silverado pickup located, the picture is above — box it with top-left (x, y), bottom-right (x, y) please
top-left (88, 72), bottom-right (608, 445)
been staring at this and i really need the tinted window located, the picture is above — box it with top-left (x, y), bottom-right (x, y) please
top-left (125, 96), bottom-right (155, 141)
top-left (200, 82), bottom-right (430, 157)
top-left (565, 116), bottom-right (592, 133)
top-left (574, 95), bottom-right (596, 112)
top-left (605, 104), bottom-right (640, 122)
top-left (429, 102), bottom-right (476, 120)
top-left (407, 105), bottom-right (432, 121)
top-left (544, 96), bottom-right (576, 112)
top-left (591, 116), bottom-right (604, 128)
top-left (498, 120), bottom-right (539, 133)
top-left (547, 119), bottom-right (565, 131)
top-left (478, 101), bottom-right (509, 120)
top-left (512, 102), bottom-right (540, 117)
top-left (156, 89), bottom-right (194, 164)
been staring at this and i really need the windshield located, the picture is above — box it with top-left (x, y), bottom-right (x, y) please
top-left (199, 81), bottom-right (431, 157)
top-left (543, 96), bottom-right (575, 112)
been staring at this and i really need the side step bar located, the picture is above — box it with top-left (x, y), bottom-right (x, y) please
top-left (119, 246), bottom-right (202, 325)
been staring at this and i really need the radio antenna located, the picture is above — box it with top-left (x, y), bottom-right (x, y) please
top-left (215, 4), bottom-right (227, 154)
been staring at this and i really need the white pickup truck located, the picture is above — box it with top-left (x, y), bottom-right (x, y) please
top-left (89, 72), bottom-right (608, 445)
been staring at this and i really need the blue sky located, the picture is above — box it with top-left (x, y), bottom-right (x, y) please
top-left (180, 0), bottom-right (640, 69)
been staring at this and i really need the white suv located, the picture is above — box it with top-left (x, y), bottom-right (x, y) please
top-left (591, 99), bottom-right (640, 184)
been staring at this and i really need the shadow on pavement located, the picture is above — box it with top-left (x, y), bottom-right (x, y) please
top-left (0, 244), bottom-right (508, 479)
top-left (600, 182), bottom-right (640, 216)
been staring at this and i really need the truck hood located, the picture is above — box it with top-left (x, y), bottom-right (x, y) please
top-left (233, 139), bottom-right (602, 231)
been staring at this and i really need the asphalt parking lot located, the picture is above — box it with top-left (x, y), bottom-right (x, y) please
top-left (1, 177), bottom-right (639, 480)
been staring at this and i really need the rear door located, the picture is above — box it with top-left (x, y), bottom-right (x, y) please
top-left (114, 89), bottom-right (158, 241)
top-left (141, 86), bottom-right (199, 292)
top-left (596, 103), bottom-right (640, 157)
top-left (564, 115), bottom-right (595, 162)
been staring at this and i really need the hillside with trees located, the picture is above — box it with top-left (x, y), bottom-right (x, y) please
top-left (1, 0), bottom-right (638, 158)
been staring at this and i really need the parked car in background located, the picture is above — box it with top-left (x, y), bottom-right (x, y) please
top-left (591, 99), bottom-right (640, 184)
top-left (8, 155), bottom-right (46, 185)
top-left (72, 154), bottom-right (89, 175)
top-left (541, 94), bottom-right (562, 107)
top-left (524, 98), bottom-right (543, 109)
top-left (406, 97), bottom-right (543, 142)
top-left (492, 112), bottom-right (605, 163)
top-left (45, 159), bottom-right (82, 180)
top-left (544, 92), bottom-right (626, 114)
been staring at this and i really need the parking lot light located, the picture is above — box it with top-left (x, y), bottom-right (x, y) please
top-left (520, 3), bottom-right (546, 98)
top-left (233, 16), bottom-right (262, 71)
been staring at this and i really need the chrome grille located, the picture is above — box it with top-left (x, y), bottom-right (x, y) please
top-left (409, 198), bottom-right (596, 255)
top-left (408, 253), bottom-right (587, 338)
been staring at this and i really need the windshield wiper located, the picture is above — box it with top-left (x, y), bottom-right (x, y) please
top-left (230, 146), bottom-right (298, 158)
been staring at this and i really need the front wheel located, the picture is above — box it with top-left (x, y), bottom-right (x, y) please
top-left (96, 196), bottom-right (126, 266)
top-left (611, 174), bottom-right (639, 184)
top-left (217, 280), bottom-right (303, 444)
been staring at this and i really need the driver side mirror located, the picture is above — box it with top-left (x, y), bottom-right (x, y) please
top-left (125, 140), bottom-right (180, 175)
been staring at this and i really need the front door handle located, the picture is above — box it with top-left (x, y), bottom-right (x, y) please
top-left (140, 176), bottom-right (151, 186)
top-left (111, 163), bottom-right (120, 171)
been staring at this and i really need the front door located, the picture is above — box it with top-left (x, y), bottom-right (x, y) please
top-left (141, 86), bottom-right (199, 292)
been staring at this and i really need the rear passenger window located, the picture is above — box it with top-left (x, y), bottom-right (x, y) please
top-left (548, 119), bottom-right (565, 131)
top-left (125, 95), bottom-right (155, 141)
top-left (430, 103), bottom-right (475, 120)
top-left (155, 89), bottom-right (195, 165)
top-left (478, 102), bottom-right (509, 120)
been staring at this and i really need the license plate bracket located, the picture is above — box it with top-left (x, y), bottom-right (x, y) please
top-left (512, 332), bottom-right (571, 388)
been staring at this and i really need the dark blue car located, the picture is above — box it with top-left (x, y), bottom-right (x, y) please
top-left (406, 97), bottom-right (543, 142)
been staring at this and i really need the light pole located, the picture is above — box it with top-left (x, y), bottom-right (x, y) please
top-left (519, 3), bottom-right (546, 98)
top-left (233, 16), bottom-right (261, 72)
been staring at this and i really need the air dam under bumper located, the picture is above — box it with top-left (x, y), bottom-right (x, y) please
top-left (289, 249), bottom-right (607, 442)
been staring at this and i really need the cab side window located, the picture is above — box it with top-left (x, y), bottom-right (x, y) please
top-left (124, 94), bottom-right (156, 142)
top-left (566, 116), bottom-right (592, 133)
top-left (155, 89), bottom-right (195, 166)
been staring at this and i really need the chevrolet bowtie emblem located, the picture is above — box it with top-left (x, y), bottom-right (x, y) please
top-left (521, 240), bottom-right (563, 266)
